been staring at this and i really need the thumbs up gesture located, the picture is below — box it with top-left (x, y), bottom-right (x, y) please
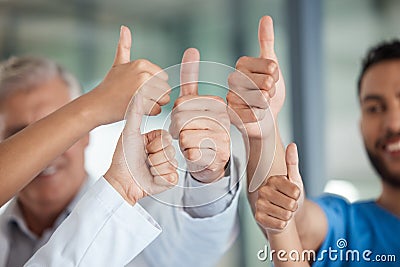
top-left (87, 25), bottom-right (171, 127)
top-left (227, 16), bottom-right (285, 138)
top-left (104, 93), bottom-right (178, 205)
top-left (169, 48), bottom-right (231, 183)
top-left (254, 143), bottom-right (304, 233)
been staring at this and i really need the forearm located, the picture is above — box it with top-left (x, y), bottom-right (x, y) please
top-left (294, 199), bottom-right (328, 251)
top-left (267, 221), bottom-right (310, 267)
top-left (0, 93), bottom-right (98, 206)
top-left (247, 120), bottom-right (287, 213)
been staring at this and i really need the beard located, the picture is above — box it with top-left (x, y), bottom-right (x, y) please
top-left (365, 146), bottom-right (400, 189)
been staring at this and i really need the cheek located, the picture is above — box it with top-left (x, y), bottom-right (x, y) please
top-left (62, 142), bottom-right (87, 169)
top-left (360, 118), bottom-right (379, 148)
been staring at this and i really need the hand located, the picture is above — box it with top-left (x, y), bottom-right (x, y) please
top-left (86, 26), bottom-right (170, 127)
top-left (169, 48), bottom-right (231, 183)
top-left (104, 93), bottom-right (178, 205)
top-left (227, 16), bottom-right (285, 139)
top-left (254, 143), bottom-right (304, 234)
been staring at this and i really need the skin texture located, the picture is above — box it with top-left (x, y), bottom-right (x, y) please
top-left (228, 16), bottom-right (309, 266)
top-left (0, 26), bottom-right (177, 236)
top-left (246, 21), bottom-right (400, 267)
top-left (359, 59), bottom-right (400, 216)
top-left (169, 48), bottom-right (231, 183)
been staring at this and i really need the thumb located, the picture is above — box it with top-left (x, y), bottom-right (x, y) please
top-left (124, 93), bottom-right (144, 136)
top-left (113, 25), bottom-right (132, 66)
top-left (180, 48), bottom-right (199, 96)
top-left (258, 16), bottom-right (277, 61)
top-left (285, 143), bottom-right (303, 187)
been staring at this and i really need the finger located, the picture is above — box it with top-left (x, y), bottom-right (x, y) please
top-left (255, 210), bottom-right (287, 231)
top-left (141, 77), bottom-right (172, 105)
top-left (258, 16), bottom-right (276, 60)
top-left (153, 172), bottom-right (178, 187)
top-left (286, 143), bottom-right (303, 188)
top-left (227, 90), bottom-right (271, 111)
top-left (147, 145), bottom-right (175, 166)
top-left (170, 116), bottom-right (229, 140)
top-left (146, 130), bottom-right (173, 154)
top-left (180, 48), bottom-right (200, 96)
top-left (143, 99), bottom-right (162, 116)
top-left (243, 73), bottom-right (277, 93)
top-left (113, 25), bottom-right (132, 66)
top-left (235, 58), bottom-right (278, 80)
top-left (183, 148), bottom-right (228, 168)
top-left (173, 95), bottom-right (226, 111)
top-left (269, 176), bottom-right (301, 200)
top-left (124, 93), bottom-right (144, 135)
top-left (227, 106), bottom-right (266, 124)
top-left (256, 199), bottom-right (293, 221)
top-left (228, 88), bottom-right (270, 109)
top-left (150, 160), bottom-right (178, 176)
top-left (258, 185), bottom-right (298, 212)
top-left (131, 60), bottom-right (169, 81)
top-left (179, 130), bottom-right (229, 150)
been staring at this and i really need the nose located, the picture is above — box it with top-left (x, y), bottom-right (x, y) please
top-left (384, 107), bottom-right (400, 133)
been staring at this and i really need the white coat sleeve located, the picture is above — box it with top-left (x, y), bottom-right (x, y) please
top-left (24, 177), bottom-right (162, 267)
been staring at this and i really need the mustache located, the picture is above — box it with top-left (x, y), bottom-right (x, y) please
top-left (375, 131), bottom-right (400, 149)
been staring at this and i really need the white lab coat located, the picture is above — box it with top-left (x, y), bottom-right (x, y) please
top-left (0, 157), bottom-right (241, 267)
top-left (2, 177), bottom-right (160, 267)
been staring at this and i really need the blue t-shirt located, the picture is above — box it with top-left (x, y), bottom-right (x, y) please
top-left (311, 194), bottom-right (400, 266)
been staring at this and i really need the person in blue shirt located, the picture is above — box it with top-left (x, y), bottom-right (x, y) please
top-left (228, 15), bottom-right (400, 266)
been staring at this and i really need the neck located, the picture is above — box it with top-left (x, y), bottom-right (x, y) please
top-left (377, 182), bottom-right (400, 217)
top-left (18, 194), bottom-right (75, 237)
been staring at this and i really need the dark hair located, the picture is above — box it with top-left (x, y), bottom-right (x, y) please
top-left (357, 40), bottom-right (400, 97)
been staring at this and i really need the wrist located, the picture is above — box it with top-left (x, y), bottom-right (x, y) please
top-left (71, 90), bottom-right (104, 130)
top-left (104, 170), bottom-right (137, 206)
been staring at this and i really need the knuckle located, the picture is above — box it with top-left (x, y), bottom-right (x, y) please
top-left (134, 59), bottom-right (150, 69)
top-left (261, 75), bottom-right (274, 90)
top-left (293, 186), bottom-right (301, 200)
top-left (282, 211), bottom-right (292, 221)
top-left (167, 172), bottom-right (178, 184)
top-left (179, 131), bottom-right (188, 148)
top-left (227, 73), bottom-right (236, 87)
top-left (147, 154), bottom-right (155, 166)
top-left (186, 149), bottom-right (195, 161)
top-left (258, 185), bottom-right (270, 197)
top-left (174, 97), bottom-right (184, 107)
top-left (236, 56), bottom-right (249, 68)
top-left (277, 220), bottom-right (287, 230)
top-left (288, 199), bottom-right (297, 211)
top-left (266, 176), bottom-right (278, 185)
top-left (220, 150), bottom-right (230, 163)
top-left (268, 61), bottom-right (278, 74)
top-left (255, 212), bottom-right (265, 224)
top-left (138, 72), bottom-right (151, 83)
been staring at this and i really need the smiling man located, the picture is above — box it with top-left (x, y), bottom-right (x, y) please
top-left (251, 38), bottom-right (400, 266)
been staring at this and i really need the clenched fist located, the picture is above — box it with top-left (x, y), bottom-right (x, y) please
top-left (169, 48), bottom-right (231, 183)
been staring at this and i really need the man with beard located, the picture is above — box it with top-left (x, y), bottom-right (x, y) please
top-left (229, 16), bottom-right (399, 266)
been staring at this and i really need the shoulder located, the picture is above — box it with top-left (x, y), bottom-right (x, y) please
top-left (313, 194), bottom-right (351, 213)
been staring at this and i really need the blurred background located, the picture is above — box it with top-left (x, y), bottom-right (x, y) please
top-left (1, 0), bottom-right (400, 266)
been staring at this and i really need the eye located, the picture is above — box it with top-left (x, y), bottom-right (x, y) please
top-left (364, 103), bottom-right (385, 114)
